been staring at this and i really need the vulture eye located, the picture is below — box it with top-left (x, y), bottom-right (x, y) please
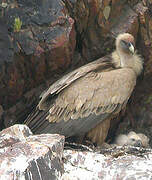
top-left (131, 138), bottom-right (136, 141)
top-left (128, 42), bottom-right (132, 47)
top-left (120, 40), bottom-right (134, 54)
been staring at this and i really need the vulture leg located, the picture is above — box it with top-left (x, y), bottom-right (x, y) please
top-left (87, 118), bottom-right (111, 145)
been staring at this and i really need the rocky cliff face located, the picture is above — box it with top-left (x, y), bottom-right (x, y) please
top-left (0, 0), bottom-right (76, 108)
top-left (0, 0), bottom-right (152, 136)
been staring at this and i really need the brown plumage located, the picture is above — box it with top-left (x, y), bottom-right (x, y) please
top-left (25, 33), bottom-right (143, 145)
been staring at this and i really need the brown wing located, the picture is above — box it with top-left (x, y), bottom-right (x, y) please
top-left (38, 56), bottom-right (113, 110)
top-left (25, 64), bottom-right (136, 138)
top-left (47, 68), bottom-right (136, 121)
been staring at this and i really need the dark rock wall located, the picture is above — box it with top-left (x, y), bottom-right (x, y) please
top-left (0, 0), bottom-right (152, 131)
top-left (0, 0), bottom-right (76, 108)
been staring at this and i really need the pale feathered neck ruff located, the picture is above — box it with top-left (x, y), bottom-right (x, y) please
top-left (112, 50), bottom-right (143, 76)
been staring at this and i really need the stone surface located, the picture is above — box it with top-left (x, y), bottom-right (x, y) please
top-left (62, 147), bottom-right (152, 180)
top-left (0, 124), bottom-right (65, 180)
top-left (1, 125), bottom-right (152, 179)
top-left (0, 0), bottom-right (76, 108)
top-left (0, 124), bottom-right (32, 148)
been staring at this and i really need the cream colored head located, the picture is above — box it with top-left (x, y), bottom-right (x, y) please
top-left (112, 33), bottom-right (143, 76)
top-left (127, 131), bottom-right (142, 147)
top-left (116, 33), bottom-right (135, 54)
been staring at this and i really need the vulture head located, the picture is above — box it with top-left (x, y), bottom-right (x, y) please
top-left (116, 33), bottom-right (135, 55)
top-left (112, 33), bottom-right (143, 75)
top-left (25, 33), bottom-right (143, 146)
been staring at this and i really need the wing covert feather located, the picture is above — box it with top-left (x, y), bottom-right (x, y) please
top-left (47, 68), bottom-right (136, 123)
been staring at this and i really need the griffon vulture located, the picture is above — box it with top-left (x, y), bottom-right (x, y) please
top-left (25, 33), bottom-right (143, 145)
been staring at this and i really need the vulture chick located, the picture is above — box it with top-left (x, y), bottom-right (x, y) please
top-left (25, 33), bottom-right (143, 145)
top-left (114, 131), bottom-right (149, 148)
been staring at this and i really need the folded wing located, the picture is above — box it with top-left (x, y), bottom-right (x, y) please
top-left (25, 57), bottom-right (136, 138)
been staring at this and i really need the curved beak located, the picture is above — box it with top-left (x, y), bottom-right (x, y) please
top-left (129, 43), bottom-right (135, 54)
top-left (134, 140), bottom-right (142, 147)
